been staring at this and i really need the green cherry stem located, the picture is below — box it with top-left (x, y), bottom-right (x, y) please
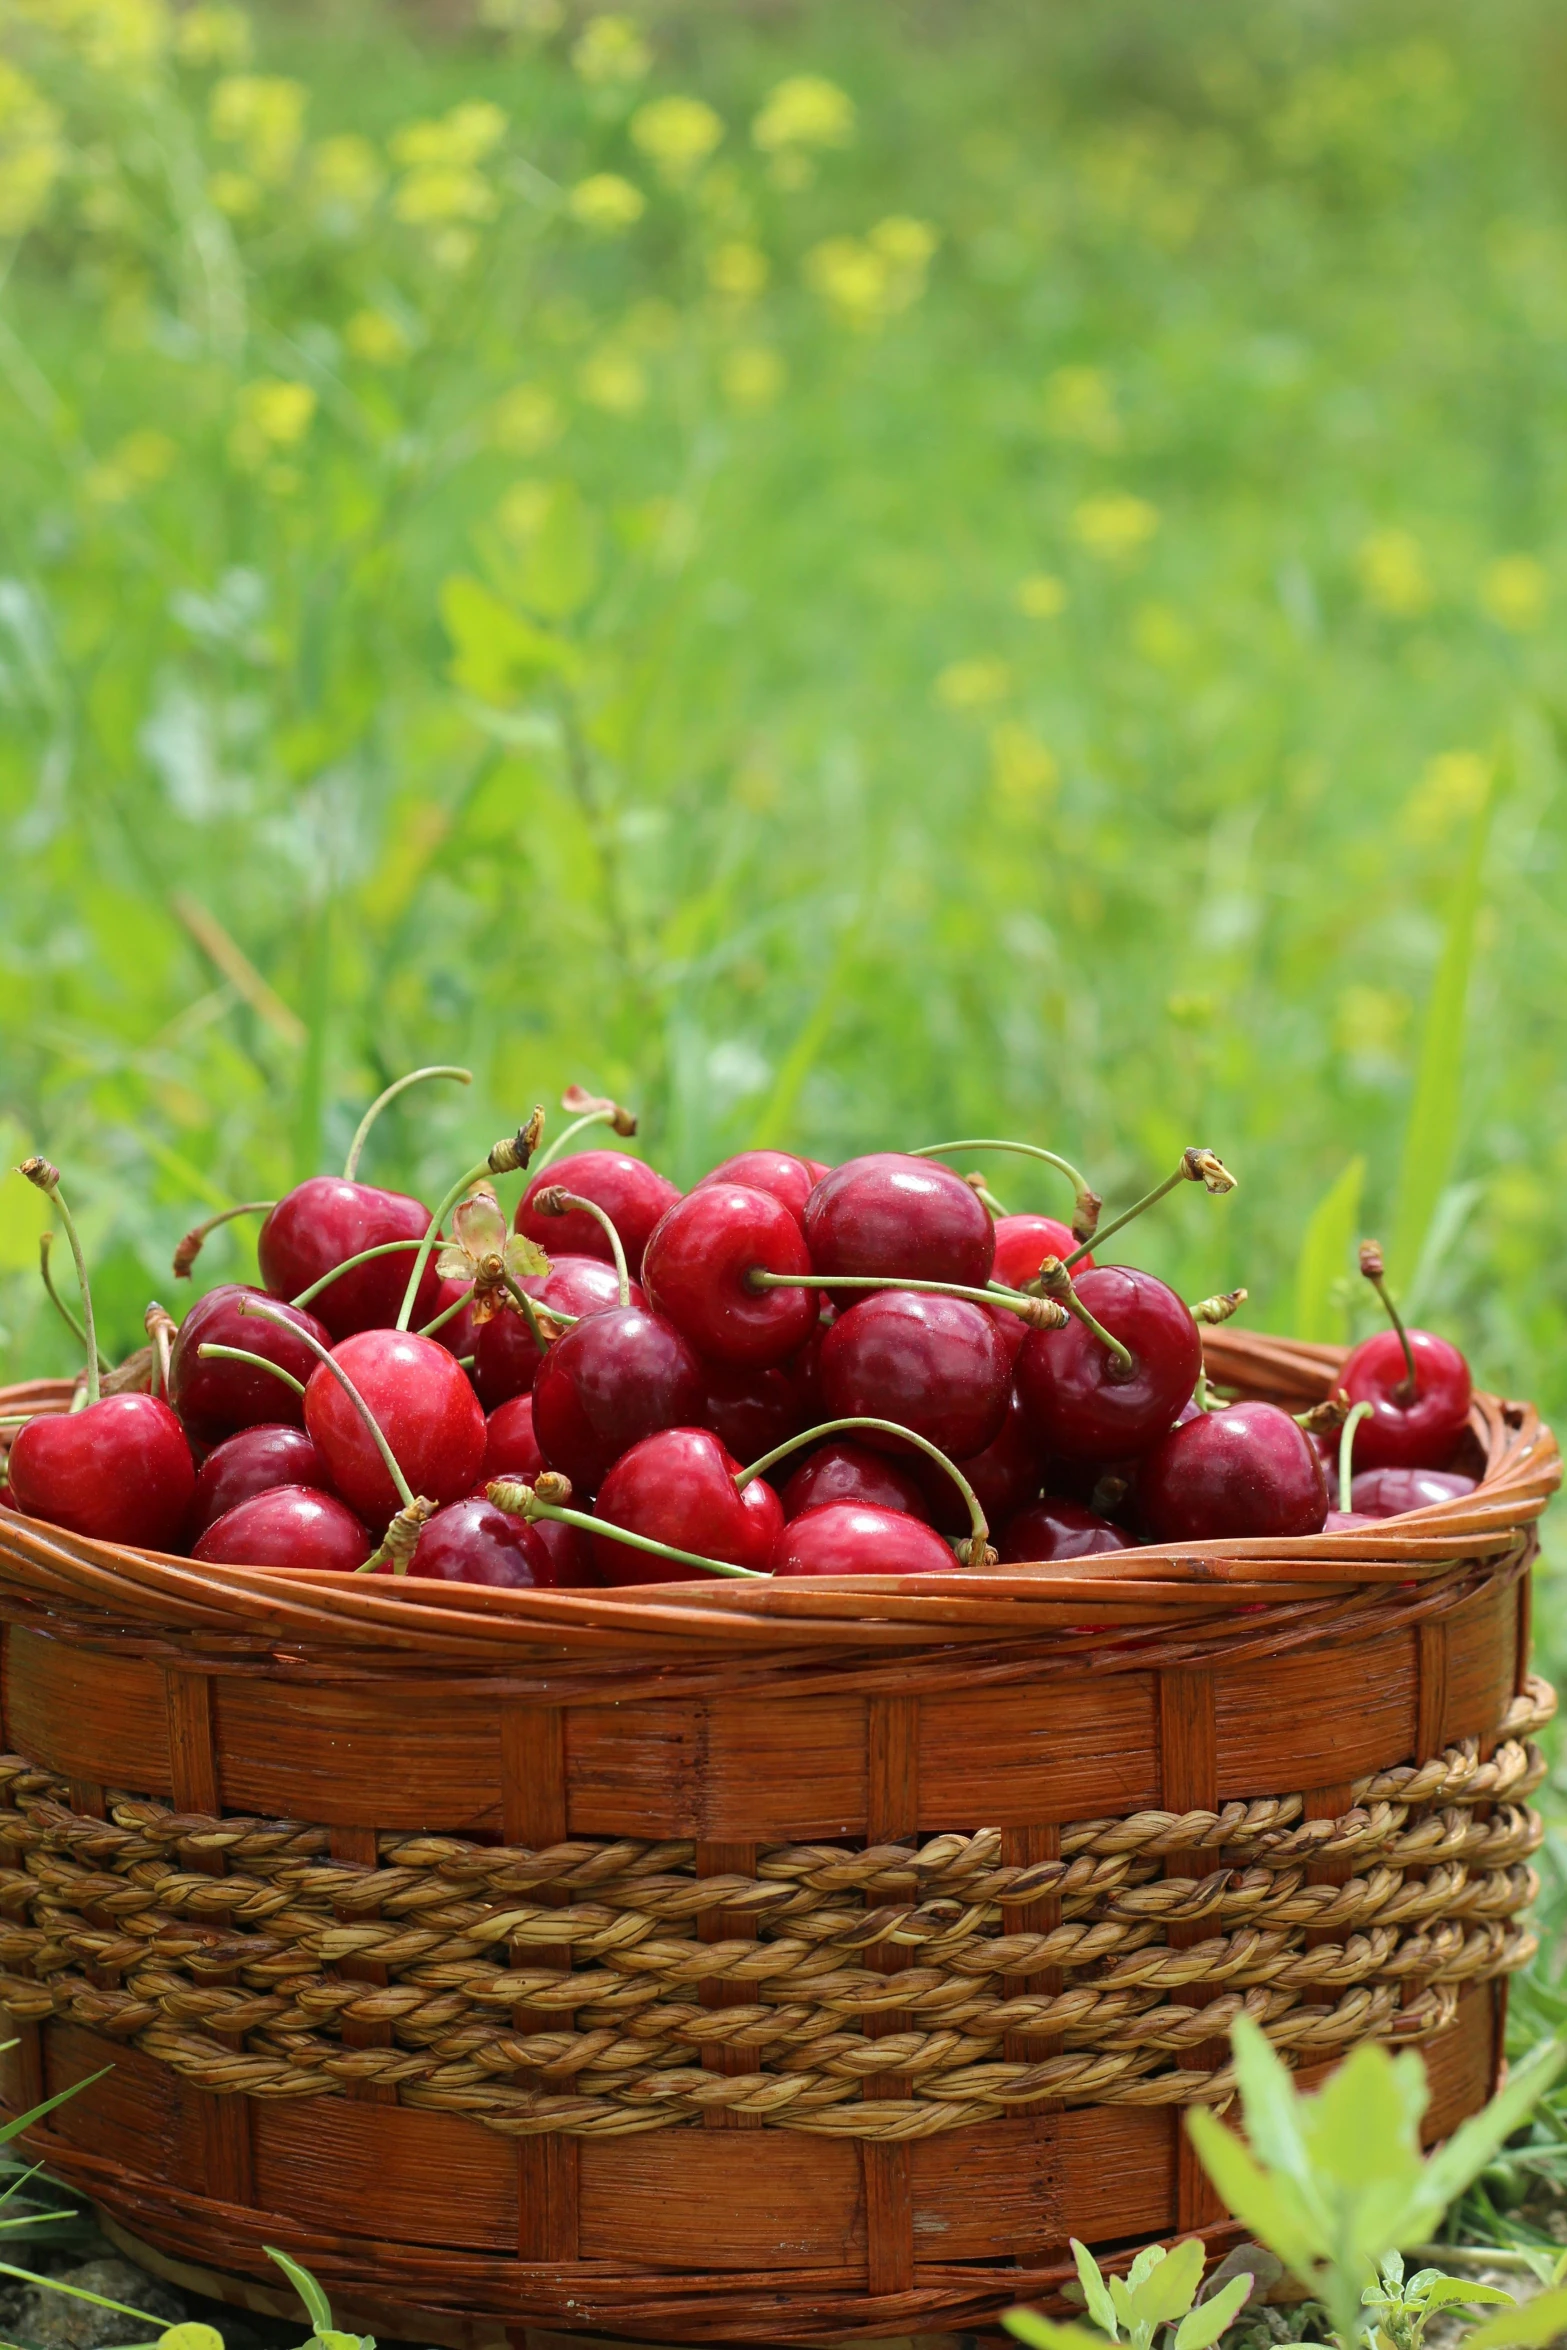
top-left (172, 1201), bottom-right (277, 1280)
top-left (502, 1273), bottom-right (563, 1356)
top-left (395, 1124), bottom-right (544, 1333)
top-left (1021, 1257), bottom-right (1135, 1378)
top-left (1358, 1239), bottom-right (1418, 1402)
top-left (1338, 1400), bottom-right (1374, 1515)
top-left (19, 1161), bottom-right (99, 1407)
top-left (735, 1415), bottom-right (992, 1566)
top-left (236, 1296), bottom-right (416, 1512)
top-left (196, 1345), bottom-right (307, 1401)
top-left (38, 1233), bottom-right (110, 1375)
top-left (417, 1282), bottom-right (476, 1341)
top-left (1059, 1147), bottom-right (1236, 1274)
top-left (291, 1238), bottom-right (423, 1310)
top-left (143, 1303), bottom-right (176, 1399)
top-left (910, 1139), bottom-right (1101, 1245)
top-left (745, 1270), bottom-right (1067, 1329)
top-left (484, 1480), bottom-right (764, 1579)
top-left (530, 1188), bottom-right (630, 1308)
top-left (342, 1065), bottom-right (472, 1182)
top-left (530, 1098), bottom-right (634, 1176)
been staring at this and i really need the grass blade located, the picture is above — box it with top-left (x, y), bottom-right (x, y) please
top-left (1292, 1155), bottom-right (1364, 1342)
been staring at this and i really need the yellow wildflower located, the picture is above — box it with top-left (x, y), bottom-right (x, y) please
top-left (82, 427), bottom-right (176, 504)
top-left (1356, 527), bottom-right (1432, 616)
top-left (173, 5), bottom-right (250, 67)
top-left (311, 133), bottom-right (384, 218)
top-left (1334, 984), bottom-right (1410, 1061)
top-left (578, 347), bottom-right (647, 414)
top-left (707, 240), bottom-right (768, 300)
top-left (1042, 364), bottom-right (1120, 450)
top-left (935, 658), bottom-right (1012, 710)
top-left (1479, 553), bottom-right (1547, 632)
top-left (497, 479), bottom-right (554, 542)
top-left (870, 214), bottom-right (937, 270)
top-left (208, 170), bottom-right (259, 217)
top-left (630, 95), bottom-right (723, 183)
top-left (721, 344), bottom-right (784, 409)
top-left (751, 75), bottom-right (855, 153)
top-left (1016, 572), bottom-right (1067, 618)
top-left (990, 722), bottom-right (1059, 810)
top-left (31, 0), bottom-right (167, 75)
top-left (209, 75), bottom-right (306, 185)
top-left (394, 168), bottom-right (497, 226)
top-left (568, 172), bottom-right (645, 232)
top-left (571, 15), bottom-right (651, 86)
top-left (0, 62), bottom-right (64, 240)
top-left (1072, 493), bottom-right (1159, 560)
top-left (803, 236), bottom-right (885, 326)
top-left (230, 377), bottom-right (316, 469)
top-left (1402, 749), bottom-right (1492, 842)
top-left (390, 103), bottom-right (506, 170)
top-left (492, 384), bottom-right (564, 453)
top-left (345, 309), bottom-right (407, 365)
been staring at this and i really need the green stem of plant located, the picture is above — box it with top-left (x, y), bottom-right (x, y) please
top-left (417, 1282), bottom-right (475, 1340)
top-left (529, 1108), bottom-right (614, 1176)
top-left (531, 1188), bottom-right (629, 1307)
top-left (291, 1238), bottom-right (424, 1311)
top-left (20, 1167), bottom-right (99, 1407)
top-left (485, 1482), bottom-right (765, 1579)
top-left (969, 1180), bottom-right (1008, 1218)
top-left (1060, 1166), bottom-right (1184, 1271)
top-left (1061, 1147), bottom-right (1235, 1273)
top-left (341, 1064), bottom-right (472, 1182)
top-left (502, 1271), bottom-right (562, 1355)
top-left (396, 1157), bottom-right (492, 1331)
top-left (735, 1415), bottom-right (991, 1564)
top-left (1025, 1257), bottom-right (1137, 1377)
top-left (1338, 1399), bottom-right (1374, 1515)
top-left (196, 1344), bottom-right (307, 1401)
top-left (1361, 1248), bottom-right (1419, 1402)
top-left (172, 1200), bottom-right (276, 1280)
top-left (236, 1296), bottom-right (415, 1510)
top-left (746, 1269), bottom-right (1064, 1327)
top-left (38, 1234), bottom-right (109, 1375)
top-left (910, 1137), bottom-right (1100, 1243)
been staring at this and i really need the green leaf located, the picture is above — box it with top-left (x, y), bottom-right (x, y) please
top-left (1174, 2271), bottom-right (1253, 2350)
top-left (1184, 2107), bottom-right (1321, 2279)
top-left (1418, 2281), bottom-right (1514, 2311)
top-left (1292, 1155), bottom-right (1364, 1343)
top-left (264, 2246), bottom-right (335, 2334)
top-left (1465, 2286), bottom-right (1567, 2350)
top-left (440, 575), bottom-right (574, 706)
top-left (0, 2260), bottom-right (157, 2321)
top-left (1301, 2039), bottom-right (1427, 2195)
top-left (0, 2065), bottom-right (112, 2146)
top-left (1230, 2016), bottom-right (1313, 2186)
top-left (1002, 2310), bottom-right (1110, 2350)
top-left (1072, 2238), bottom-right (1120, 2336)
top-left (517, 482), bottom-right (599, 619)
top-left (1124, 2238), bottom-right (1205, 2329)
top-left (157, 2326), bottom-right (227, 2350)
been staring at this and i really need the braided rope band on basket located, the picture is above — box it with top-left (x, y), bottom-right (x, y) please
top-left (0, 1676), bottom-right (1550, 2143)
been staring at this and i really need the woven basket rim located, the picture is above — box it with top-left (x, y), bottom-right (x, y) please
top-left (0, 1328), bottom-right (1555, 1659)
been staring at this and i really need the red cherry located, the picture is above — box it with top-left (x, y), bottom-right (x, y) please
top-left (190, 1424), bottom-right (332, 1537)
top-left (515, 1150), bottom-right (680, 1276)
top-left (531, 1305), bottom-right (702, 1494)
top-left (1340, 1329), bottom-right (1472, 1469)
top-left (170, 1284), bottom-right (332, 1444)
top-left (400, 1496), bottom-right (560, 1587)
top-left (1139, 1401), bottom-right (1328, 1542)
top-left (592, 1427), bottom-right (782, 1584)
top-left (991, 1214), bottom-right (1094, 1286)
top-left (481, 1394), bottom-right (545, 1485)
top-left (530, 1513), bottom-right (602, 1587)
top-left (697, 1360), bottom-right (803, 1463)
top-left (193, 1485), bottom-right (371, 1572)
top-left (643, 1184), bottom-right (818, 1367)
top-left (1017, 1268), bottom-right (1201, 1461)
top-left (770, 1502), bottom-right (963, 1578)
top-left (473, 1256), bottom-right (647, 1409)
top-left (258, 1178), bottom-right (441, 1339)
top-left (428, 1277), bottom-right (481, 1361)
top-left (8, 1395), bottom-right (195, 1550)
top-left (803, 1154), bottom-right (996, 1288)
top-left (303, 1330), bottom-right (485, 1524)
top-left (1349, 1466), bottom-right (1476, 1518)
top-left (696, 1151), bottom-right (819, 1227)
top-left (780, 1440), bottom-right (931, 1522)
top-left (820, 1291), bottom-right (1011, 1460)
top-left (788, 1314), bottom-right (832, 1419)
top-left (919, 1383), bottom-right (1043, 1534)
top-left (998, 1497), bottom-right (1133, 1562)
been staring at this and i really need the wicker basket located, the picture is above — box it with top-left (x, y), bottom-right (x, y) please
top-left (0, 1330), bottom-right (1556, 2348)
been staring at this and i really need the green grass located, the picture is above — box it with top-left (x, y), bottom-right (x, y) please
top-left (1, 0), bottom-right (1565, 1491)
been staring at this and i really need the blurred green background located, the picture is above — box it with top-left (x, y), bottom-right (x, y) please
top-left (1, 0), bottom-right (1564, 1446)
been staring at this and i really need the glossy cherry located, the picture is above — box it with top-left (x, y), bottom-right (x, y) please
top-left (780, 1439), bottom-right (931, 1522)
top-left (1017, 1268), bottom-right (1201, 1461)
top-left (991, 1213), bottom-right (1094, 1287)
top-left (257, 1178), bottom-right (442, 1339)
top-left (473, 1257), bottom-right (648, 1409)
top-left (194, 1485), bottom-right (371, 1572)
top-left (169, 1284), bottom-right (332, 1444)
top-left (190, 1424), bottom-right (333, 1538)
top-left (1350, 1466), bottom-right (1477, 1518)
top-left (303, 1330), bottom-right (486, 1524)
top-left (696, 1150), bottom-right (819, 1228)
top-left (643, 1184), bottom-right (817, 1368)
top-left (481, 1394), bottom-right (545, 1485)
top-left (428, 1276), bottom-right (481, 1362)
top-left (515, 1150), bottom-right (680, 1277)
top-left (402, 1496), bottom-right (561, 1587)
top-left (8, 1395), bottom-right (195, 1551)
top-left (697, 1360), bottom-right (803, 1464)
top-left (770, 1501), bottom-right (963, 1578)
top-left (820, 1291), bottom-right (1011, 1460)
top-left (998, 1497), bottom-right (1133, 1563)
top-left (1339, 1328), bottom-right (1472, 1469)
top-left (529, 1513), bottom-right (602, 1587)
top-left (531, 1305), bottom-right (703, 1494)
top-left (1139, 1400), bottom-right (1328, 1543)
top-left (803, 1154), bottom-right (995, 1288)
top-left (592, 1427), bottom-right (782, 1583)
top-left (919, 1383), bottom-right (1042, 1534)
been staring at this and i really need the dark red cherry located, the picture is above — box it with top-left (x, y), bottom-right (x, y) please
top-left (1340, 1329), bottom-right (1472, 1469)
top-left (531, 1305), bottom-right (702, 1494)
top-left (1350, 1466), bottom-right (1477, 1518)
top-left (771, 1501), bottom-right (963, 1578)
top-left (781, 1439), bottom-right (931, 1522)
top-left (428, 1277), bottom-right (481, 1361)
top-left (919, 1383), bottom-right (1043, 1535)
top-left (803, 1153), bottom-right (996, 1288)
top-left (696, 1150), bottom-right (819, 1227)
top-left (998, 1497), bottom-right (1133, 1562)
top-left (1017, 1268), bottom-right (1201, 1461)
top-left (820, 1291), bottom-right (1011, 1460)
top-left (788, 1314), bottom-right (832, 1419)
top-left (592, 1427), bottom-right (782, 1583)
top-left (401, 1496), bottom-right (560, 1587)
top-left (642, 1184), bottom-right (818, 1367)
top-left (170, 1284), bottom-right (332, 1444)
top-left (472, 1256), bottom-right (648, 1408)
top-left (1140, 1400), bottom-right (1328, 1543)
top-left (698, 1360), bottom-right (803, 1463)
top-left (190, 1424), bottom-right (333, 1537)
top-left (530, 1513), bottom-right (602, 1586)
top-left (515, 1150), bottom-right (680, 1276)
top-left (8, 1395), bottom-right (195, 1550)
top-left (303, 1330), bottom-right (486, 1524)
top-left (194, 1485), bottom-right (371, 1572)
top-left (481, 1393), bottom-right (545, 1485)
top-left (991, 1213), bottom-right (1094, 1287)
top-left (257, 1178), bottom-right (441, 1339)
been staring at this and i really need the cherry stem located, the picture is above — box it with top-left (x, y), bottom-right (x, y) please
top-left (236, 1296), bottom-right (416, 1511)
top-left (910, 1138), bottom-right (1100, 1245)
top-left (357, 1495), bottom-right (436, 1577)
top-left (172, 1201), bottom-right (277, 1281)
top-left (502, 1273), bottom-right (559, 1356)
top-left (1025, 1257), bottom-right (1136, 1378)
top-left (19, 1163), bottom-right (99, 1408)
top-left (143, 1303), bottom-right (176, 1399)
top-left (39, 1234), bottom-right (110, 1375)
top-left (734, 1415), bottom-right (992, 1566)
top-left (1359, 1240), bottom-right (1418, 1402)
top-left (417, 1283), bottom-right (474, 1341)
top-left (196, 1344), bottom-right (307, 1401)
top-left (484, 1481), bottom-right (765, 1579)
top-left (746, 1270), bottom-right (1067, 1330)
top-left (1338, 1400), bottom-right (1374, 1515)
top-left (396, 1151), bottom-right (502, 1332)
top-left (968, 1180), bottom-right (1008, 1218)
top-left (531, 1189), bottom-right (630, 1308)
top-left (291, 1238), bottom-right (424, 1311)
top-left (529, 1109), bottom-right (612, 1175)
top-left (1059, 1146), bottom-right (1235, 1273)
top-left (342, 1066), bottom-right (473, 1182)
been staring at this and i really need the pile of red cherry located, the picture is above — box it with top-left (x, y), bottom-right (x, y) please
top-left (0, 1072), bottom-right (1479, 1590)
